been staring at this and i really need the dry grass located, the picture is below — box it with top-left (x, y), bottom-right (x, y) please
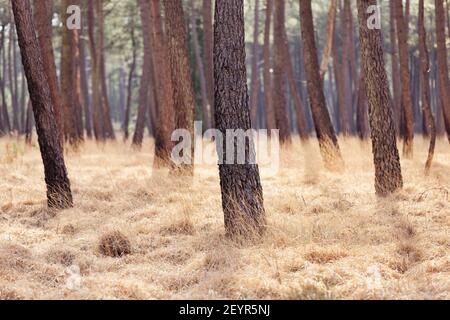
top-left (0, 136), bottom-right (449, 300)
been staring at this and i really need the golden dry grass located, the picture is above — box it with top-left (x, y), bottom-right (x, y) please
top-left (0, 136), bottom-right (449, 300)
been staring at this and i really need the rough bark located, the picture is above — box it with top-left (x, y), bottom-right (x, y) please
top-left (164, 0), bottom-right (195, 173)
top-left (395, 0), bottom-right (415, 157)
top-left (214, 0), bottom-right (266, 239)
top-left (12, 0), bottom-right (73, 208)
top-left (299, 0), bottom-right (344, 171)
top-left (357, 0), bottom-right (403, 196)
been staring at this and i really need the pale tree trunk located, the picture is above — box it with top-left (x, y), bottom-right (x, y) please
top-left (0, 24), bottom-right (10, 134)
top-left (357, 0), bottom-right (403, 196)
top-left (299, 0), bottom-right (344, 171)
top-left (214, 0), bottom-right (266, 239)
top-left (123, 19), bottom-right (136, 141)
top-left (12, 0), bottom-right (73, 208)
top-left (320, 0), bottom-right (337, 81)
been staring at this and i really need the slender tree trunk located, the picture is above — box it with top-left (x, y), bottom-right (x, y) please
top-left (163, 0), bottom-right (195, 173)
top-left (418, 0), bottom-right (436, 174)
top-left (9, 18), bottom-right (19, 133)
top-left (132, 0), bottom-right (152, 148)
top-left (214, 0), bottom-right (266, 239)
top-left (355, 67), bottom-right (369, 139)
top-left (73, 27), bottom-right (84, 140)
top-left (263, 0), bottom-right (275, 132)
top-left (320, 0), bottom-right (337, 81)
top-left (0, 25), bottom-right (11, 134)
top-left (300, 0), bottom-right (344, 171)
top-left (78, 22), bottom-right (92, 138)
top-left (395, 0), bottom-right (415, 157)
top-left (203, 0), bottom-right (214, 126)
top-left (389, 0), bottom-right (401, 134)
top-left (357, 0), bottom-right (403, 196)
top-left (150, 0), bottom-right (174, 166)
top-left (273, 0), bottom-right (291, 144)
top-left (12, 0), bottom-right (73, 208)
top-left (191, 0), bottom-right (211, 130)
top-left (25, 100), bottom-right (33, 144)
top-left (435, 0), bottom-right (450, 142)
top-left (249, 0), bottom-right (260, 126)
top-left (123, 20), bottom-right (136, 141)
top-left (332, 27), bottom-right (349, 135)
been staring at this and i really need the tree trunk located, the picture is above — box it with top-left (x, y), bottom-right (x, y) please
top-left (357, 0), bottom-right (403, 196)
top-left (214, 0), bottom-right (266, 239)
top-left (249, 0), bottom-right (260, 126)
top-left (123, 20), bottom-right (136, 141)
top-left (0, 25), bottom-right (11, 134)
top-left (395, 0), bottom-right (415, 157)
top-left (203, 0), bottom-right (214, 126)
top-left (320, 0), bottom-right (337, 81)
top-left (418, 0), bottom-right (436, 174)
top-left (190, 0), bottom-right (211, 130)
top-left (149, 0), bottom-right (174, 166)
top-left (25, 100), bottom-right (33, 144)
top-left (389, 0), bottom-right (401, 134)
top-left (299, 0), bottom-right (344, 171)
top-left (12, 0), bottom-right (73, 208)
top-left (164, 0), bottom-right (195, 174)
top-left (9, 18), bottom-right (19, 133)
top-left (132, 0), bottom-right (152, 148)
top-left (435, 0), bottom-right (450, 142)
top-left (263, 0), bottom-right (275, 132)
top-left (273, 0), bottom-right (291, 144)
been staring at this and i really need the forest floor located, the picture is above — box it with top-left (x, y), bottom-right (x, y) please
top-left (0, 136), bottom-right (449, 300)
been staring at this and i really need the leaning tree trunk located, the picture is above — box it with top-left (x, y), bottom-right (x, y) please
top-left (12, 0), bottom-right (73, 209)
top-left (214, 0), bottom-right (266, 239)
top-left (395, 0), bottom-right (415, 158)
top-left (418, 0), bottom-right (436, 174)
top-left (435, 0), bottom-right (450, 143)
top-left (163, 0), bottom-right (195, 174)
top-left (299, 0), bottom-right (344, 171)
top-left (273, 0), bottom-right (291, 144)
top-left (357, 0), bottom-right (403, 196)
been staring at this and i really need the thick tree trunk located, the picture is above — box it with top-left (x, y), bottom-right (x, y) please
top-left (299, 0), bottom-right (344, 171)
top-left (12, 0), bottom-right (73, 208)
top-left (263, 0), bottom-right (275, 132)
top-left (395, 0), bottom-right (415, 158)
top-left (214, 0), bottom-right (266, 239)
top-left (149, 0), bottom-right (174, 166)
top-left (357, 0), bottom-right (403, 196)
top-left (435, 0), bottom-right (450, 142)
top-left (163, 0), bottom-right (195, 173)
top-left (273, 0), bottom-right (291, 144)
top-left (418, 0), bottom-right (436, 174)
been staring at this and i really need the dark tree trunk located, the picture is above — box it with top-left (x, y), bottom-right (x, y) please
top-left (123, 19), bottom-right (136, 141)
top-left (273, 0), bottom-right (291, 143)
top-left (389, 0), bottom-right (401, 134)
top-left (357, 0), bottom-right (403, 196)
top-left (9, 18), bottom-right (19, 133)
top-left (12, 0), bottom-right (73, 208)
top-left (0, 25), bottom-right (11, 134)
top-left (249, 0), bottom-right (260, 126)
top-left (214, 0), bottom-right (266, 239)
top-left (163, 0), bottom-right (195, 173)
top-left (395, 0), bottom-right (415, 157)
top-left (203, 0), bottom-right (214, 126)
top-left (25, 100), bottom-right (33, 144)
top-left (299, 0), bottom-right (344, 171)
top-left (78, 10), bottom-right (92, 138)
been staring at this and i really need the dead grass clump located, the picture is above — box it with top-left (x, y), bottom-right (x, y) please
top-left (304, 247), bottom-right (348, 264)
top-left (203, 252), bottom-right (230, 271)
top-left (61, 224), bottom-right (76, 235)
top-left (45, 249), bottom-right (76, 266)
top-left (390, 242), bottom-right (423, 273)
top-left (98, 231), bottom-right (131, 257)
top-left (283, 283), bottom-right (332, 300)
top-left (160, 218), bottom-right (195, 235)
